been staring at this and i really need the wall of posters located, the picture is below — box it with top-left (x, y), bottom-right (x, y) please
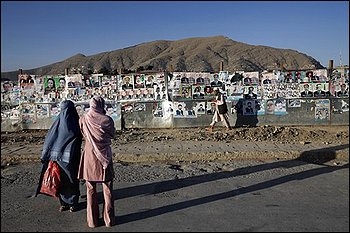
top-left (1, 68), bottom-right (349, 130)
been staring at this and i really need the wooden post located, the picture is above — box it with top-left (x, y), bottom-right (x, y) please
top-left (219, 61), bottom-right (224, 71)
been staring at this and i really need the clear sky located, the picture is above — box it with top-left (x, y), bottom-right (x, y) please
top-left (1, 1), bottom-right (349, 72)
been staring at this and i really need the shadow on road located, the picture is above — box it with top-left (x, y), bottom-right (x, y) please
top-left (79, 143), bottom-right (349, 226)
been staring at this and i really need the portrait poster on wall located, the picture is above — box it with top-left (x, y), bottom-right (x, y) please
top-left (274, 99), bottom-right (287, 115)
top-left (153, 101), bottom-right (164, 117)
top-left (194, 102), bottom-right (206, 115)
top-left (36, 104), bottom-right (50, 119)
top-left (315, 99), bottom-right (330, 121)
top-left (163, 101), bottom-right (174, 115)
top-left (21, 103), bottom-right (36, 124)
top-left (243, 99), bottom-right (256, 116)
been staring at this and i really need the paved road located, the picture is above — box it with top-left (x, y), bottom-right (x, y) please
top-left (1, 159), bottom-right (349, 232)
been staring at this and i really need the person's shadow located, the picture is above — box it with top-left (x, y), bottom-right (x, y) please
top-left (234, 98), bottom-right (259, 127)
top-left (79, 144), bottom-right (348, 226)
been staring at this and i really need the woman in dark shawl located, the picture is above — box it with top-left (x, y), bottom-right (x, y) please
top-left (36, 100), bottom-right (82, 212)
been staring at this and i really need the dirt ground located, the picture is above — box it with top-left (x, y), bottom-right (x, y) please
top-left (1, 125), bottom-right (349, 146)
top-left (1, 124), bottom-right (349, 168)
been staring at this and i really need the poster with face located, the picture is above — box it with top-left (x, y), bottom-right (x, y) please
top-left (210, 73), bottom-right (223, 88)
top-left (184, 73), bottom-right (195, 85)
top-left (335, 83), bottom-right (349, 97)
top-left (44, 76), bottom-right (58, 94)
top-left (19, 74), bottom-right (35, 90)
top-left (90, 74), bottom-right (102, 88)
top-left (173, 101), bottom-right (196, 117)
top-left (153, 102), bottom-right (164, 117)
top-left (265, 99), bottom-right (275, 115)
top-left (302, 71), bottom-right (314, 83)
top-left (313, 83), bottom-right (329, 97)
top-left (162, 101), bottom-right (174, 115)
top-left (21, 103), bottom-right (36, 124)
top-left (274, 99), bottom-right (287, 115)
top-left (36, 104), bottom-right (50, 119)
top-left (156, 73), bottom-right (166, 84)
top-left (194, 102), bottom-right (206, 115)
top-left (261, 71), bottom-right (278, 84)
top-left (82, 76), bottom-right (92, 89)
top-left (120, 75), bottom-right (133, 90)
top-left (296, 71), bottom-right (306, 83)
top-left (9, 108), bottom-right (21, 125)
top-left (230, 100), bottom-right (241, 114)
top-left (168, 73), bottom-right (181, 100)
top-left (173, 102), bottom-right (186, 117)
top-left (192, 85), bottom-right (205, 99)
top-left (154, 84), bottom-right (167, 101)
top-left (243, 100), bottom-right (256, 115)
top-left (180, 86), bottom-right (192, 99)
top-left (107, 103), bottom-right (120, 121)
top-left (66, 75), bottom-right (83, 89)
top-left (312, 69), bottom-right (328, 82)
top-left (226, 85), bottom-right (244, 101)
top-left (206, 101), bottom-right (217, 115)
top-left (50, 102), bottom-right (61, 119)
top-left (1, 81), bottom-right (13, 93)
top-left (315, 99), bottom-right (330, 121)
top-left (103, 102), bottom-right (113, 116)
top-left (134, 74), bottom-right (145, 88)
top-left (195, 76), bottom-right (205, 85)
top-left (169, 73), bottom-right (182, 88)
top-left (143, 88), bottom-right (154, 100)
top-left (144, 75), bottom-right (156, 88)
top-left (243, 86), bottom-right (258, 99)
top-left (243, 72), bottom-right (259, 85)
top-left (300, 83), bottom-right (314, 97)
top-left (203, 85), bottom-right (214, 98)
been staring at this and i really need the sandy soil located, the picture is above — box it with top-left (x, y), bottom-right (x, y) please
top-left (1, 125), bottom-right (349, 146)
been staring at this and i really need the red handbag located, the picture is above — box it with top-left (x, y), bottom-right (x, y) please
top-left (40, 161), bottom-right (61, 198)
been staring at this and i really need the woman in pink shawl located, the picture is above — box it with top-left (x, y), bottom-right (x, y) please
top-left (78, 96), bottom-right (115, 228)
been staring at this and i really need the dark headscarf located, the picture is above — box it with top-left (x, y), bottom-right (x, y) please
top-left (41, 100), bottom-right (82, 163)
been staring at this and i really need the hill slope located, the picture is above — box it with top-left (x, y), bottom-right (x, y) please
top-left (1, 36), bottom-right (324, 81)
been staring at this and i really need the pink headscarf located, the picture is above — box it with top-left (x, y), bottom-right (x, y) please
top-left (80, 96), bottom-right (115, 169)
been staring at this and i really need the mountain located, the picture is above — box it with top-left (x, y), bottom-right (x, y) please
top-left (1, 36), bottom-right (324, 81)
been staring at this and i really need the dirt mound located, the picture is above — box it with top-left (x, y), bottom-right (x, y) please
top-left (2, 125), bottom-right (348, 146)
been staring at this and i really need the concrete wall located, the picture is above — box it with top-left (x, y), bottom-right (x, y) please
top-left (122, 97), bottom-right (349, 129)
top-left (1, 97), bottom-right (348, 132)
